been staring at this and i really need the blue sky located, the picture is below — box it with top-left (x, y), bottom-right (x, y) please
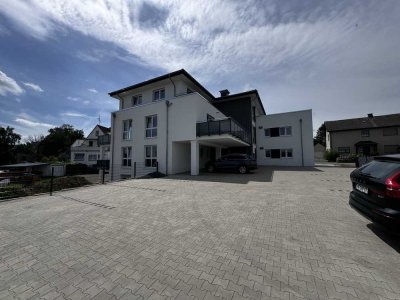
top-left (1, 0), bottom-right (400, 139)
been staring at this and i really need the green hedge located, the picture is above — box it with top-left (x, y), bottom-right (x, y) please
top-left (324, 150), bottom-right (339, 162)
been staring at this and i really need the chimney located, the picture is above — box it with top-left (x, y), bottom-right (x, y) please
top-left (219, 89), bottom-right (230, 97)
top-left (367, 113), bottom-right (374, 118)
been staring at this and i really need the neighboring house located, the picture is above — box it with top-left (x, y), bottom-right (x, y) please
top-left (325, 113), bottom-right (400, 156)
top-left (108, 69), bottom-right (314, 179)
top-left (314, 143), bottom-right (326, 160)
top-left (70, 125), bottom-right (111, 166)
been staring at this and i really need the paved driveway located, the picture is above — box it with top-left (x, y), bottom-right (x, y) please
top-left (0, 167), bottom-right (399, 300)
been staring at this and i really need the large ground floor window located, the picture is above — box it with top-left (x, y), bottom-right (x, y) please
top-left (122, 147), bottom-right (132, 167)
top-left (145, 145), bottom-right (157, 167)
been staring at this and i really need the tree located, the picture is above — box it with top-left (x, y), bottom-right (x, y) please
top-left (314, 123), bottom-right (326, 146)
top-left (38, 124), bottom-right (84, 161)
top-left (14, 135), bottom-right (45, 162)
top-left (0, 126), bottom-right (21, 165)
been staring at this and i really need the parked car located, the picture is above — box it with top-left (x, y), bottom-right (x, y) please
top-left (349, 154), bottom-right (400, 231)
top-left (206, 154), bottom-right (257, 174)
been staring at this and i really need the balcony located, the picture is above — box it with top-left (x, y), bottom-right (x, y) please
top-left (97, 134), bottom-right (111, 146)
top-left (196, 118), bottom-right (250, 144)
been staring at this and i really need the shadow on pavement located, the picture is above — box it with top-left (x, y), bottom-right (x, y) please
top-left (165, 166), bottom-right (323, 184)
top-left (367, 223), bottom-right (400, 254)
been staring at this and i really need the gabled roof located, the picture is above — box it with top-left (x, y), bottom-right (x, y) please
top-left (213, 90), bottom-right (266, 115)
top-left (109, 69), bottom-right (215, 100)
top-left (97, 125), bottom-right (110, 134)
top-left (325, 113), bottom-right (400, 132)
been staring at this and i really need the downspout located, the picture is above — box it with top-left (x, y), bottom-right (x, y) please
top-left (111, 112), bottom-right (116, 180)
top-left (168, 74), bottom-right (177, 97)
top-left (300, 118), bottom-right (304, 167)
top-left (165, 101), bottom-right (172, 175)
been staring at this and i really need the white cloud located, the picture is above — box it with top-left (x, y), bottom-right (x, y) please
top-left (88, 88), bottom-right (98, 93)
top-left (1, 1), bottom-right (400, 130)
top-left (67, 96), bottom-right (79, 101)
top-left (61, 112), bottom-right (88, 118)
top-left (0, 70), bottom-right (24, 96)
top-left (15, 98), bottom-right (21, 103)
top-left (83, 100), bottom-right (90, 105)
top-left (15, 118), bottom-right (54, 128)
top-left (23, 82), bottom-right (44, 92)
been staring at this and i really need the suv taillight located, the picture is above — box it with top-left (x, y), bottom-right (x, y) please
top-left (385, 172), bottom-right (400, 199)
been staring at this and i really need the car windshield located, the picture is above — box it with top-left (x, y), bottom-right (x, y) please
top-left (359, 160), bottom-right (400, 179)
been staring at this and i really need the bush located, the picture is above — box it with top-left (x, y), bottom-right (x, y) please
top-left (30, 176), bottom-right (91, 194)
top-left (324, 150), bottom-right (339, 162)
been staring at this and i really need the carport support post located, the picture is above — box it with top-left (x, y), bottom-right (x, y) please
top-left (190, 140), bottom-right (199, 175)
top-left (216, 147), bottom-right (222, 159)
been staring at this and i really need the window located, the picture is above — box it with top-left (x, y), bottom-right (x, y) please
top-left (384, 145), bottom-right (399, 154)
top-left (89, 141), bottom-right (93, 147)
top-left (153, 88), bottom-right (165, 101)
top-left (145, 115), bottom-right (157, 138)
top-left (265, 126), bottom-right (292, 137)
top-left (145, 145), bottom-right (157, 167)
top-left (265, 149), bottom-right (292, 159)
top-left (338, 147), bottom-right (350, 154)
top-left (123, 119), bottom-right (132, 140)
top-left (74, 153), bottom-right (84, 161)
top-left (132, 94), bottom-right (142, 106)
top-left (88, 154), bottom-right (97, 161)
top-left (95, 130), bottom-right (99, 136)
top-left (281, 149), bottom-right (293, 158)
top-left (279, 126), bottom-right (292, 136)
top-left (383, 127), bottom-right (398, 136)
top-left (361, 129), bottom-right (369, 137)
top-left (122, 147), bottom-right (132, 167)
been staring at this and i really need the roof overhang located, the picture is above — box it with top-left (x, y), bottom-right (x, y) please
top-left (196, 134), bottom-right (250, 148)
top-left (213, 90), bottom-right (266, 115)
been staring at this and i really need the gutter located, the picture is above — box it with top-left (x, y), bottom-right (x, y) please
top-left (300, 118), bottom-right (304, 167)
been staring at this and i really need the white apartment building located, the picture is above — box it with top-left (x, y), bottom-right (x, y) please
top-left (70, 125), bottom-right (110, 166)
top-left (256, 110), bottom-right (314, 166)
top-left (108, 69), bottom-right (314, 179)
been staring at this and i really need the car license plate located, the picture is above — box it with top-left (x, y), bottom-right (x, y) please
top-left (356, 184), bottom-right (368, 194)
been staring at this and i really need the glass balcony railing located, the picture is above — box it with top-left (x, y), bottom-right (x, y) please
top-left (196, 118), bottom-right (250, 144)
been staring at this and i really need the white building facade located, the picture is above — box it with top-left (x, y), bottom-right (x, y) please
top-left (256, 110), bottom-right (314, 167)
top-left (108, 70), bottom-right (314, 179)
top-left (70, 125), bottom-right (110, 166)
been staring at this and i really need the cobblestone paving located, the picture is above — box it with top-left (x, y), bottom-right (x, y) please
top-left (1, 167), bottom-right (399, 300)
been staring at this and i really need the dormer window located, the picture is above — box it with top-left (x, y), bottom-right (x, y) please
top-left (153, 88), bottom-right (165, 101)
top-left (132, 94), bottom-right (142, 106)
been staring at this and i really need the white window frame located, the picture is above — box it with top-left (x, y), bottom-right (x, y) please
top-left (122, 147), bottom-right (132, 167)
top-left (132, 94), bottom-right (142, 106)
top-left (280, 149), bottom-right (293, 158)
top-left (153, 88), bottom-right (165, 101)
top-left (74, 153), bottom-right (85, 161)
top-left (88, 154), bottom-right (98, 161)
top-left (361, 129), bottom-right (369, 137)
top-left (279, 126), bottom-right (292, 136)
top-left (122, 119), bottom-right (132, 140)
top-left (145, 115), bottom-right (157, 138)
top-left (145, 145), bottom-right (157, 167)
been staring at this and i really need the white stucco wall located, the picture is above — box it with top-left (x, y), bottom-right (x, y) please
top-left (110, 91), bottom-right (226, 178)
top-left (256, 109), bottom-right (314, 167)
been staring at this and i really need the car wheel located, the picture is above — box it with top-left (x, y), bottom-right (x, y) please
top-left (207, 164), bottom-right (215, 173)
top-left (238, 165), bottom-right (247, 174)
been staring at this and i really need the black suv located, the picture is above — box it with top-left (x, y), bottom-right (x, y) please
top-left (206, 154), bottom-right (257, 174)
top-left (349, 154), bottom-right (400, 231)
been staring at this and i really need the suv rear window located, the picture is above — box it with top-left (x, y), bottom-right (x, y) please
top-left (359, 160), bottom-right (400, 179)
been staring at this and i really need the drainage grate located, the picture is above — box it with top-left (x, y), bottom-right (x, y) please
top-left (59, 195), bottom-right (115, 209)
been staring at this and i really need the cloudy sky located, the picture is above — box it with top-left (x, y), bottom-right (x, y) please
top-left (0, 0), bottom-right (399, 138)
